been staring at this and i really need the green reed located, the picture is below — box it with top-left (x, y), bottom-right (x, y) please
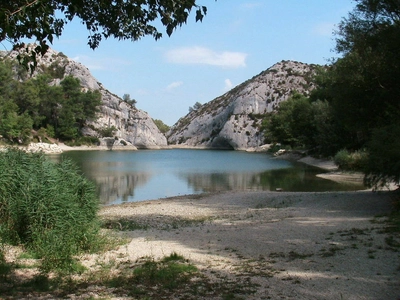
top-left (0, 148), bottom-right (101, 273)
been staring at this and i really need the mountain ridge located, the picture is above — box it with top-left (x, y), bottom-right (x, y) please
top-left (166, 60), bottom-right (319, 150)
top-left (1, 47), bottom-right (320, 151)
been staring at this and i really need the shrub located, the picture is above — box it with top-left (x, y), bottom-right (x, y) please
top-left (80, 136), bottom-right (100, 145)
top-left (0, 148), bottom-right (101, 273)
top-left (64, 136), bottom-right (100, 146)
top-left (153, 119), bottom-right (170, 134)
top-left (334, 149), bottom-right (368, 171)
top-left (98, 126), bottom-right (117, 138)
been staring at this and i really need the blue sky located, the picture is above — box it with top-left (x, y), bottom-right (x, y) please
top-left (22, 1), bottom-right (356, 125)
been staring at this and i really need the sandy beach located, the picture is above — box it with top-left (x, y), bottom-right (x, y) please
top-left (3, 189), bottom-right (399, 299)
top-left (93, 189), bottom-right (400, 299)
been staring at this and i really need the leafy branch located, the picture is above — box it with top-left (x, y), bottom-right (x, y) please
top-left (6, 0), bottom-right (40, 17)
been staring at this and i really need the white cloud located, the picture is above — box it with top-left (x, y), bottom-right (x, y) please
top-left (73, 55), bottom-right (131, 71)
top-left (165, 46), bottom-right (247, 68)
top-left (313, 22), bottom-right (336, 37)
top-left (166, 81), bottom-right (183, 91)
top-left (224, 79), bottom-right (233, 91)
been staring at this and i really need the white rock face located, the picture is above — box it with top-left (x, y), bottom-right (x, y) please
top-left (1, 45), bottom-right (167, 149)
top-left (26, 143), bottom-right (63, 153)
top-left (167, 60), bottom-right (318, 150)
top-left (84, 91), bottom-right (167, 149)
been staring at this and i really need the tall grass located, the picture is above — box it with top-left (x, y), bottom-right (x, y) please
top-left (0, 148), bottom-right (100, 273)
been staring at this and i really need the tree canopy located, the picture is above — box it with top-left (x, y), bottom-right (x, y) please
top-left (321, 0), bottom-right (400, 187)
top-left (0, 61), bottom-right (101, 143)
top-left (266, 0), bottom-right (400, 188)
top-left (0, 0), bottom-right (208, 70)
top-left (313, 0), bottom-right (400, 148)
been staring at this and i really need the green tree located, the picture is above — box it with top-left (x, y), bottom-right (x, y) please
top-left (153, 119), bottom-right (170, 134)
top-left (189, 101), bottom-right (202, 112)
top-left (316, 0), bottom-right (400, 147)
top-left (264, 93), bottom-right (313, 148)
top-left (55, 76), bottom-right (101, 139)
top-left (0, 110), bottom-right (33, 144)
top-left (308, 99), bottom-right (344, 156)
top-left (1, 1), bottom-right (208, 71)
top-left (0, 61), bottom-right (102, 142)
top-left (0, 60), bottom-right (17, 100)
top-left (312, 0), bottom-right (400, 187)
top-left (0, 62), bottom-right (33, 143)
top-left (13, 76), bottom-right (44, 127)
top-left (264, 91), bottom-right (344, 156)
top-left (122, 93), bottom-right (137, 107)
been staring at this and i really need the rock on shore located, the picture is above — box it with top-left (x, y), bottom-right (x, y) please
top-left (26, 142), bottom-right (63, 154)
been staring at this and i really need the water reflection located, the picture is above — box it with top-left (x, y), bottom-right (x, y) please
top-left (50, 154), bottom-right (152, 204)
top-left (95, 173), bottom-right (151, 204)
top-left (54, 150), bottom-right (364, 205)
top-left (180, 165), bottom-right (363, 193)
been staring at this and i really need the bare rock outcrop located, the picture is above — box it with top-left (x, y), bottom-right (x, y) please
top-left (26, 142), bottom-right (63, 154)
top-left (166, 60), bottom-right (318, 150)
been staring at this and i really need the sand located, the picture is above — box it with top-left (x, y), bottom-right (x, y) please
top-left (95, 189), bottom-right (400, 299)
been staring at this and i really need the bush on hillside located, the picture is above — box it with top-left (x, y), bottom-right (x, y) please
top-left (153, 119), bottom-right (170, 134)
top-left (0, 148), bottom-right (101, 273)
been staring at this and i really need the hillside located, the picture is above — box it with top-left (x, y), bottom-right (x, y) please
top-left (166, 60), bottom-right (318, 150)
top-left (0, 45), bottom-right (167, 149)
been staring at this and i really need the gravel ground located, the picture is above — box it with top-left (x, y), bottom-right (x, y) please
top-left (96, 189), bottom-right (400, 300)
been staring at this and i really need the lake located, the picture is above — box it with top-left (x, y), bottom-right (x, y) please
top-left (55, 149), bottom-right (364, 205)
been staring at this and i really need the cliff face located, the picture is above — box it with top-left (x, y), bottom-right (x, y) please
top-left (1, 46), bottom-right (167, 148)
top-left (166, 60), bottom-right (318, 150)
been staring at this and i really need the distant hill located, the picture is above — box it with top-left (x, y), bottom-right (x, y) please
top-left (0, 45), bottom-right (167, 149)
top-left (166, 60), bottom-right (319, 150)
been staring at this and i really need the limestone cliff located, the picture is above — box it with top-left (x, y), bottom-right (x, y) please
top-left (166, 60), bottom-right (318, 150)
top-left (1, 46), bottom-right (167, 149)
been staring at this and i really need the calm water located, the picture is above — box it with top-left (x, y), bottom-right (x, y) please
top-left (55, 149), bottom-right (364, 205)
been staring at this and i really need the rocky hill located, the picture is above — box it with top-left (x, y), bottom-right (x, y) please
top-left (166, 60), bottom-right (318, 150)
top-left (1, 45), bottom-right (167, 149)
